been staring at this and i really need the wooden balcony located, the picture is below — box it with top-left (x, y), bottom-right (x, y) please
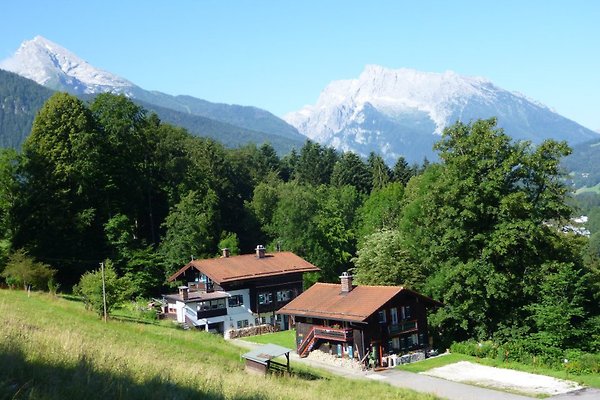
top-left (388, 319), bottom-right (418, 335)
top-left (313, 326), bottom-right (353, 342)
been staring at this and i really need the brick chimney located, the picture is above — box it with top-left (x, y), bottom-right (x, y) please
top-left (178, 286), bottom-right (189, 301)
top-left (222, 248), bottom-right (230, 258)
top-left (340, 272), bottom-right (353, 293)
top-left (256, 245), bottom-right (266, 258)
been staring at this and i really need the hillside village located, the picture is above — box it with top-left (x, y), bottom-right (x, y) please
top-left (1, 8), bottom-right (600, 398)
top-left (1, 90), bottom-right (599, 398)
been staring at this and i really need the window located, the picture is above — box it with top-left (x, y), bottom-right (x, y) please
top-left (390, 307), bottom-right (398, 324)
top-left (406, 333), bottom-right (419, 347)
top-left (237, 319), bottom-right (249, 329)
top-left (258, 292), bottom-right (273, 305)
top-left (198, 299), bottom-right (226, 311)
top-left (276, 290), bottom-right (292, 302)
top-left (401, 305), bottom-right (412, 320)
top-left (378, 310), bottom-right (386, 323)
top-left (392, 337), bottom-right (400, 350)
top-left (228, 294), bottom-right (244, 307)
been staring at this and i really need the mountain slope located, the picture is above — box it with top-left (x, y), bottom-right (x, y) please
top-left (285, 65), bottom-right (598, 163)
top-left (134, 98), bottom-right (304, 153)
top-left (0, 70), bottom-right (304, 153)
top-left (0, 36), bottom-right (304, 144)
top-left (562, 138), bottom-right (600, 188)
top-left (0, 69), bottom-right (54, 148)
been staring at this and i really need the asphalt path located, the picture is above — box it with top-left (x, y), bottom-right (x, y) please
top-left (230, 339), bottom-right (599, 400)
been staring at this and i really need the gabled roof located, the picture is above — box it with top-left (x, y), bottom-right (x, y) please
top-left (277, 283), bottom-right (442, 323)
top-left (167, 251), bottom-right (320, 284)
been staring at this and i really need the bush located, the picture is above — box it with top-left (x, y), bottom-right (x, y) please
top-left (450, 339), bottom-right (600, 375)
top-left (450, 340), bottom-right (498, 358)
top-left (74, 261), bottom-right (132, 318)
top-left (0, 249), bottom-right (56, 290)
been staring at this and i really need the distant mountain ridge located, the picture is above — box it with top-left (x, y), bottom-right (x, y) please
top-left (0, 69), bottom-right (304, 153)
top-left (285, 65), bottom-right (598, 163)
top-left (0, 36), bottom-right (304, 149)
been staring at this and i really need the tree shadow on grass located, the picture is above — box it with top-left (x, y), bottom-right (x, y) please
top-left (59, 293), bottom-right (83, 303)
top-left (0, 347), bottom-right (268, 400)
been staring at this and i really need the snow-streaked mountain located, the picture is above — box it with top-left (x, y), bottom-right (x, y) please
top-left (285, 65), bottom-right (598, 163)
top-left (0, 36), bottom-right (135, 95)
top-left (1, 36), bottom-right (304, 143)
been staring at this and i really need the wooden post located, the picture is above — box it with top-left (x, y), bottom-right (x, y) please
top-left (286, 352), bottom-right (290, 373)
top-left (101, 262), bottom-right (107, 323)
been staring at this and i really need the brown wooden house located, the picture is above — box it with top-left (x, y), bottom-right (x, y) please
top-left (277, 273), bottom-right (442, 367)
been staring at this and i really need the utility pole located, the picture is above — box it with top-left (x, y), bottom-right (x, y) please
top-left (100, 261), bottom-right (107, 323)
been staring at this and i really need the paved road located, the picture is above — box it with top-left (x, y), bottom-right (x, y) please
top-left (230, 339), bottom-right (598, 400)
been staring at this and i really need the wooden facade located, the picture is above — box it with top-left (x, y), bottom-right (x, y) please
top-left (278, 277), bottom-right (442, 367)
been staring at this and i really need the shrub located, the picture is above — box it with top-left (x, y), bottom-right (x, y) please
top-left (451, 339), bottom-right (600, 375)
top-left (0, 249), bottom-right (56, 290)
top-left (74, 261), bottom-right (132, 318)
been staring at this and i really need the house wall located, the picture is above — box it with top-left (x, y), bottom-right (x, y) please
top-left (168, 271), bottom-right (309, 335)
top-left (176, 288), bottom-right (290, 337)
top-left (241, 274), bottom-right (304, 315)
top-left (292, 291), bottom-right (433, 359)
top-left (175, 300), bottom-right (185, 323)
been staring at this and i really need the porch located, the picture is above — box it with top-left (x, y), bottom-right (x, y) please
top-left (297, 325), bottom-right (353, 357)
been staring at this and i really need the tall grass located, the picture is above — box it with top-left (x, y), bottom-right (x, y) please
top-left (0, 290), bottom-right (437, 400)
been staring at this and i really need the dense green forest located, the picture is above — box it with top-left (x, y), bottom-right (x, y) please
top-left (0, 92), bottom-right (598, 358)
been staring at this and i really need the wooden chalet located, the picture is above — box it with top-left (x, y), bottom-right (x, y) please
top-left (277, 272), bottom-right (442, 368)
top-left (164, 246), bottom-right (320, 336)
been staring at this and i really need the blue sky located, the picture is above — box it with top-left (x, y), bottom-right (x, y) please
top-left (1, 0), bottom-right (599, 129)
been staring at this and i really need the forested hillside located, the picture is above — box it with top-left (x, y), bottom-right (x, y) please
top-left (563, 138), bottom-right (600, 188)
top-left (0, 71), bottom-right (304, 154)
top-left (0, 69), bottom-right (53, 147)
top-left (0, 93), bottom-right (598, 362)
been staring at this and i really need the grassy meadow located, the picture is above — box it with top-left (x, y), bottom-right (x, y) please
top-left (0, 290), bottom-right (438, 400)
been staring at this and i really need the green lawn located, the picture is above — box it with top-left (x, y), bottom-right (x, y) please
top-left (0, 290), bottom-right (438, 400)
top-left (241, 328), bottom-right (297, 349)
top-left (397, 352), bottom-right (600, 388)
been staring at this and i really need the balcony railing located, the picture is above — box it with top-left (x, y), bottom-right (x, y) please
top-left (313, 326), bottom-right (353, 342)
top-left (388, 319), bottom-right (418, 335)
top-left (197, 308), bottom-right (227, 319)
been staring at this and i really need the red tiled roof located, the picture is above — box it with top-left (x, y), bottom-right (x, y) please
top-left (277, 283), bottom-right (442, 322)
top-left (167, 252), bottom-right (320, 284)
